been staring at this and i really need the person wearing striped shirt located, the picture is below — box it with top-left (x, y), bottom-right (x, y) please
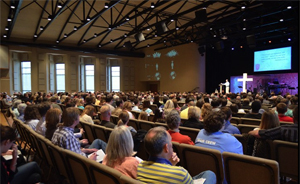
top-left (137, 126), bottom-right (216, 184)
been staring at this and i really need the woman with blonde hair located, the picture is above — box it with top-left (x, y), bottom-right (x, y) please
top-left (163, 99), bottom-right (174, 118)
top-left (117, 111), bottom-right (137, 135)
top-left (45, 108), bottom-right (62, 140)
top-left (102, 126), bottom-right (139, 179)
top-left (79, 105), bottom-right (95, 124)
top-left (200, 103), bottom-right (212, 120)
top-left (122, 101), bottom-right (135, 119)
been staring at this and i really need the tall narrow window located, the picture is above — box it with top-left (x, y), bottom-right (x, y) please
top-left (21, 62), bottom-right (31, 93)
top-left (56, 63), bottom-right (65, 92)
top-left (111, 66), bottom-right (120, 92)
top-left (85, 65), bottom-right (94, 92)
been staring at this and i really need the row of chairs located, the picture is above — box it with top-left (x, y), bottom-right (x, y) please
top-left (230, 117), bottom-right (293, 126)
top-left (172, 140), bottom-right (298, 184)
top-left (13, 118), bottom-right (141, 184)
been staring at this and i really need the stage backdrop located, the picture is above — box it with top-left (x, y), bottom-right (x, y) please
top-left (230, 73), bottom-right (298, 95)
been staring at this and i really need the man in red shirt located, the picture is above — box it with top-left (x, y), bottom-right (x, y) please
top-left (277, 103), bottom-right (293, 122)
top-left (166, 109), bottom-right (194, 145)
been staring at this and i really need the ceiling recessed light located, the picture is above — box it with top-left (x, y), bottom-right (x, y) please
top-left (241, 6), bottom-right (245, 9)
top-left (243, 27), bottom-right (246, 30)
top-left (94, 33), bottom-right (97, 37)
top-left (7, 17), bottom-right (12, 21)
top-left (64, 34), bottom-right (67, 37)
top-left (74, 26), bottom-right (77, 30)
top-left (104, 3), bottom-right (109, 8)
top-left (287, 6), bottom-right (292, 9)
top-left (151, 3), bottom-right (155, 8)
top-left (279, 19), bottom-right (284, 22)
top-left (57, 3), bottom-right (62, 8)
top-left (3, 34), bottom-right (7, 38)
top-left (34, 34), bottom-right (37, 37)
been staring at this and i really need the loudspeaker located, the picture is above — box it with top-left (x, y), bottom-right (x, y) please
top-left (198, 45), bottom-right (206, 56)
top-left (195, 9), bottom-right (207, 23)
top-left (134, 33), bottom-right (145, 42)
top-left (155, 21), bottom-right (168, 35)
top-left (124, 41), bottom-right (132, 49)
top-left (246, 35), bottom-right (256, 48)
top-left (215, 41), bottom-right (224, 52)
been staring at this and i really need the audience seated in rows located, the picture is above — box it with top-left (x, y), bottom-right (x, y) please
top-left (45, 108), bottom-right (62, 140)
top-left (180, 98), bottom-right (195, 119)
top-left (200, 103), bottom-right (212, 121)
top-left (141, 100), bottom-right (152, 114)
top-left (16, 103), bottom-right (27, 122)
top-left (112, 99), bottom-right (123, 116)
top-left (123, 101), bottom-right (135, 119)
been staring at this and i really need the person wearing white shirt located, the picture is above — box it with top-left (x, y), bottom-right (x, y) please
top-left (222, 79), bottom-right (230, 94)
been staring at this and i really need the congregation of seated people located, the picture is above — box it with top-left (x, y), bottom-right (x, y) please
top-left (1, 90), bottom-right (298, 183)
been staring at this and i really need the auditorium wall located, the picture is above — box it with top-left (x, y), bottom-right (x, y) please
top-left (0, 43), bottom-right (205, 94)
top-left (135, 43), bottom-right (206, 92)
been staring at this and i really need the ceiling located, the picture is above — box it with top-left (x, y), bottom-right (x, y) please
top-left (1, 0), bottom-right (299, 57)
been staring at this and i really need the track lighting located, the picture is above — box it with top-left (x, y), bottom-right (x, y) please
top-left (104, 3), bottom-right (109, 8)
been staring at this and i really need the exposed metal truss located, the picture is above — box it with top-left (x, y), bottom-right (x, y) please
top-left (1, 0), bottom-right (298, 57)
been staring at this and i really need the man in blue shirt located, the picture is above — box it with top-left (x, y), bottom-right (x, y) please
top-left (220, 107), bottom-right (241, 134)
top-left (195, 111), bottom-right (243, 154)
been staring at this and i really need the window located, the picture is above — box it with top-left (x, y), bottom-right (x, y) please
top-left (56, 63), bottom-right (65, 92)
top-left (21, 62), bottom-right (31, 93)
top-left (85, 65), bottom-right (94, 92)
top-left (111, 66), bottom-right (120, 91)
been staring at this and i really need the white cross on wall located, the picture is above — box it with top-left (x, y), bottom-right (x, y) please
top-left (237, 73), bottom-right (253, 93)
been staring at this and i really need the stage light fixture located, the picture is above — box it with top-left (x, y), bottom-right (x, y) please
top-left (56, 40), bottom-right (59, 43)
top-left (104, 3), bottom-right (109, 8)
top-left (98, 45), bottom-right (101, 47)
top-left (151, 3), bottom-right (155, 8)
top-left (243, 19), bottom-right (246, 21)
top-left (240, 46), bottom-right (243, 48)
top-left (147, 44), bottom-right (150, 47)
top-left (241, 6), bottom-right (245, 9)
top-left (232, 47), bottom-right (234, 50)
top-left (288, 38), bottom-right (291, 41)
top-left (243, 27), bottom-right (246, 30)
top-left (154, 34), bottom-right (157, 37)
top-left (126, 17), bottom-right (130, 21)
top-left (170, 19), bottom-right (174, 22)
top-left (86, 16), bottom-right (91, 21)
top-left (108, 26), bottom-right (112, 30)
top-left (213, 35), bottom-right (216, 37)
top-left (147, 28), bottom-right (150, 31)
top-left (110, 39), bottom-right (113, 42)
top-left (57, 3), bottom-right (62, 8)
top-left (190, 40), bottom-right (194, 43)
top-left (269, 40), bottom-right (271, 43)
top-left (124, 33), bottom-right (127, 37)
top-left (163, 40), bottom-right (166, 43)
top-left (83, 39), bottom-right (86, 43)
top-left (210, 27), bottom-right (212, 30)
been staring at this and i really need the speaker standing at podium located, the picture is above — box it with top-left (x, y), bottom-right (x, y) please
top-left (222, 79), bottom-right (230, 94)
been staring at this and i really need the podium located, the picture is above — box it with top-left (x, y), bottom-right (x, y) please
top-left (219, 84), bottom-right (223, 94)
